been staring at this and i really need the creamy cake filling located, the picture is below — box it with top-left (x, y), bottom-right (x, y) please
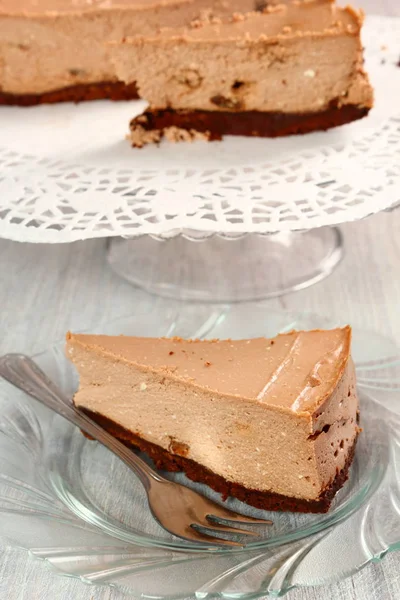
top-left (0, 0), bottom-right (258, 96)
top-left (111, 1), bottom-right (372, 116)
top-left (67, 329), bottom-right (359, 503)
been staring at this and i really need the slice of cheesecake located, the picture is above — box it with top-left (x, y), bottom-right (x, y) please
top-left (111, 0), bottom-right (373, 146)
top-left (66, 327), bottom-right (359, 513)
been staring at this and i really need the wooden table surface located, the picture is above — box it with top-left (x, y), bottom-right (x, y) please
top-left (1, 1), bottom-right (399, 599)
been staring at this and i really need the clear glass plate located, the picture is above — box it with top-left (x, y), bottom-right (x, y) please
top-left (0, 305), bottom-right (400, 599)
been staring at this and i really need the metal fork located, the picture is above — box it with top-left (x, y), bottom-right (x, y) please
top-left (0, 354), bottom-right (271, 547)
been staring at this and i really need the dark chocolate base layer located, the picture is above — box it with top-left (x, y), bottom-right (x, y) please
top-left (0, 81), bottom-right (139, 106)
top-left (81, 408), bottom-right (358, 514)
top-left (130, 103), bottom-right (370, 141)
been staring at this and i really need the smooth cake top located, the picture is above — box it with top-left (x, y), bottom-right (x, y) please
top-left (0, 0), bottom-right (360, 34)
top-left (138, 3), bottom-right (359, 43)
top-left (0, 0), bottom-right (195, 15)
top-left (67, 327), bottom-right (352, 415)
top-left (0, 0), bottom-right (281, 16)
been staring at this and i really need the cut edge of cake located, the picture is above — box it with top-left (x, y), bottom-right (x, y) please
top-left (66, 327), bottom-right (360, 513)
top-left (108, 0), bottom-right (374, 146)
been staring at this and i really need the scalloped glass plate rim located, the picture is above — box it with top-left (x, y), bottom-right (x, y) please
top-left (0, 390), bottom-right (397, 598)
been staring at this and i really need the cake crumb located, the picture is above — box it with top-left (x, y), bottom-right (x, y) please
top-left (176, 68), bottom-right (203, 89)
top-left (169, 438), bottom-right (189, 457)
top-left (130, 123), bottom-right (210, 147)
top-left (309, 373), bottom-right (322, 387)
top-left (205, 361), bottom-right (212, 367)
top-left (190, 18), bottom-right (202, 29)
top-left (232, 12), bottom-right (245, 22)
top-left (263, 3), bottom-right (285, 14)
top-left (164, 126), bottom-right (210, 144)
top-left (210, 94), bottom-right (243, 109)
top-left (129, 124), bottom-right (162, 148)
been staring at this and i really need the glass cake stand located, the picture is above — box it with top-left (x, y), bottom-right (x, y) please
top-left (0, 16), bottom-right (398, 302)
top-left (107, 227), bottom-right (344, 302)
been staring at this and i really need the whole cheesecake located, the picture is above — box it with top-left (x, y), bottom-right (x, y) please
top-left (66, 326), bottom-right (360, 513)
top-left (0, 0), bottom-right (373, 143)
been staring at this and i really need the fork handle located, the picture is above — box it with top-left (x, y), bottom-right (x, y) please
top-left (0, 353), bottom-right (166, 489)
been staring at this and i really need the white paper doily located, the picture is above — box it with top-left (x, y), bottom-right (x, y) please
top-left (0, 15), bottom-right (399, 244)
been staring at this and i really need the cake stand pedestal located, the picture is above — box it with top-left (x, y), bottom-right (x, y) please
top-left (107, 227), bottom-right (343, 302)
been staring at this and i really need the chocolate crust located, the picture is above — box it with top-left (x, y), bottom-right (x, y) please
top-left (130, 102), bottom-right (370, 141)
top-left (0, 81), bottom-right (139, 106)
top-left (81, 408), bottom-right (358, 514)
